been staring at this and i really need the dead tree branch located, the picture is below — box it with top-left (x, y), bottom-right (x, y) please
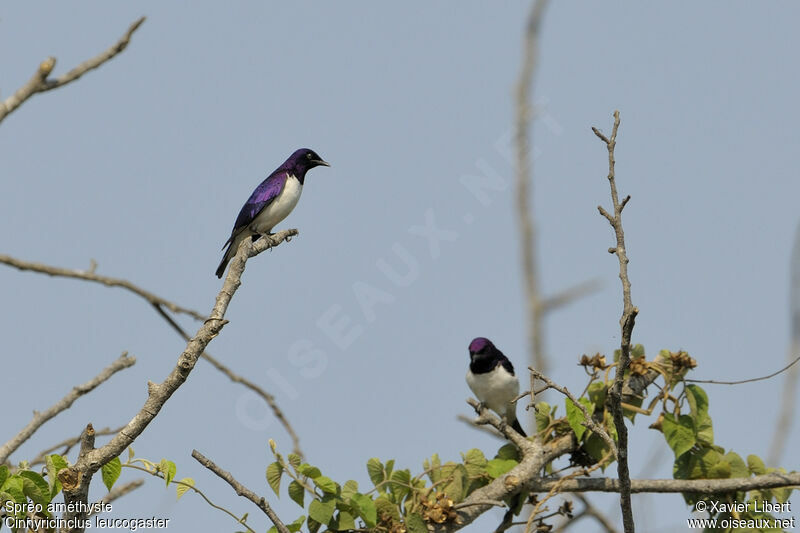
top-left (0, 254), bottom-right (204, 321)
top-left (593, 110), bottom-right (636, 533)
top-left (515, 0), bottom-right (550, 376)
top-left (0, 353), bottom-right (135, 464)
top-left (0, 17), bottom-right (145, 124)
top-left (0, 248), bottom-right (303, 457)
top-left (192, 449), bottom-right (290, 533)
top-left (55, 230), bottom-right (297, 533)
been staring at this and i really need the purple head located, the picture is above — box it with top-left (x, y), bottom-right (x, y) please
top-left (468, 337), bottom-right (494, 355)
top-left (282, 148), bottom-right (330, 177)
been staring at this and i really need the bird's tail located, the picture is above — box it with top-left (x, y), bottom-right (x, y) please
top-left (215, 242), bottom-right (233, 278)
top-left (511, 417), bottom-right (527, 438)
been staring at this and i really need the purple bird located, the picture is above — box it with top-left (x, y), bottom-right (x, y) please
top-left (216, 148), bottom-right (330, 278)
top-left (466, 337), bottom-right (526, 437)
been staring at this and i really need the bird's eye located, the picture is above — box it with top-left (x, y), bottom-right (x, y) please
top-left (306, 153), bottom-right (312, 159)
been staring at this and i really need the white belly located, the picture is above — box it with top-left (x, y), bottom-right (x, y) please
top-left (250, 175), bottom-right (303, 234)
top-left (466, 366), bottom-right (520, 419)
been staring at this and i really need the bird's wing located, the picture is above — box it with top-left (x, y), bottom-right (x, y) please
top-left (223, 173), bottom-right (288, 245)
top-left (498, 356), bottom-right (516, 376)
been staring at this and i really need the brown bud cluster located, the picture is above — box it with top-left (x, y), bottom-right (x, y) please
top-left (669, 350), bottom-right (697, 372)
top-left (629, 357), bottom-right (649, 376)
top-left (421, 492), bottom-right (460, 524)
top-left (579, 353), bottom-right (608, 370)
top-left (559, 499), bottom-right (574, 519)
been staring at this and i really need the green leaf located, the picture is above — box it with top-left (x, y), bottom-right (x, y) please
top-left (724, 452), bottom-right (749, 479)
top-left (287, 515), bottom-right (305, 533)
top-left (587, 382), bottom-right (607, 410)
top-left (101, 457), bottom-right (122, 491)
top-left (462, 448), bottom-right (488, 478)
top-left (583, 433), bottom-right (612, 467)
top-left (406, 512), bottom-right (428, 533)
top-left (287, 453), bottom-right (302, 470)
top-left (308, 497), bottom-right (336, 526)
top-left (159, 459), bottom-right (177, 486)
top-left (288, 480), bottom-right (305, 508)
top-left (535, 401), bottom-right (552, 432)
top-left (495, 443), bottom-right (520, 461)
top-left (0, 466), bottom-right (8, 488)
top-left (298, 463), bottom-right (322, 480)
top-left (341, 480), bottom-right (358, 501)
top-left (442, 464), bottom-right (468, 503)
top-left (661, 413), bottom-right (696, 458)
top-left (307, 516), bottom-right (322, 533)
top-left (375, 496), bottom-right (399, 521)
top-left (385, 459), bottom-right (395, 478)
top-left (176, 478), bottom-right (194, 500)
top-left (486, 459), bottom-right (517, 479)
top-left (313, 475), bottom-right (338, 495)
top-left (20, 471), bottom-right (50, 507)
top-left (266, 462), bottom-right (283, 496)
top-left (425, 454), bottom-right (442, 483)
top-left (333, 510), bottom-right (356, 531)
top-left (565, 398), bottom-right (594, 441)
top-left (388, 469), bottom-right (411, 502)
top-left (2, 476), bottom-right (25, 505)
top-left (366, 458), bottom-right (384, 487)
top-left (351, 493), bottom-right (377, 527)
top-left (686, 385), bottom-right (713, 445)
top-left (46, 454), bottom-right (68, 498)
top-left (747, 455), bottom-right (766, 476)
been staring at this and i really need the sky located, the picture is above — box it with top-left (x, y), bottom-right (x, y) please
top-left (2, 2), bottom-right (799, 532)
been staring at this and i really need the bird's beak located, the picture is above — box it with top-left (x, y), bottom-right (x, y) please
top-left (314, 159), bottom-right (331, 167)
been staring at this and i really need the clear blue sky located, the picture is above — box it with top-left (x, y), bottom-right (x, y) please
top-left (2, 3), bottom-right (798, 531)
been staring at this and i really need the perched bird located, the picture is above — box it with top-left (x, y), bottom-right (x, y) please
top-left (215, 148), bottom-right (330, 278)
top-left (466, 337), bottom-right (526, 437)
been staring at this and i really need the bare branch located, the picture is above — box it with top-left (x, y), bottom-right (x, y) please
top-left (0, 17), bottom-right (145, 124)
top-left (769, 220), bottom-right (800, 464)
top-left (467, 398), bottom-right (534, 453)
top-left (0, 254), bottom-right (205, 321)
top-left (1, 245), bottom-right (304, 456)
top-left (55, 230), bottom-right (297, 532)
top-left (553, 494), bottom-right (620, 533)
top-left (528, 367), bottom-right (617, 460)
top-left (527, 472), bottom-right (800, 494)
top-left (593, 110), bottom-right (636, 532)
top-left (29, 426), bottom-right (125, 467)
top-left (686, 354), bottom-right (800, 385)
top-left (540, 278), bottom-right (603, 314)
top-left (515, 0), bottom-right (551, 377)
top-left (192, 449), bottom-right (290, 533)
top-left (0, 353), bottom-right (135, 464)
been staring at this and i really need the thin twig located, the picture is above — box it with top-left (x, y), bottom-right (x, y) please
top-left (192, 450), bottom-right (290, 533)
top-left (29, 426), bottom-right (125, 466)
top-left (151, 303), bottom-right (303, 457)
top-left (528, 368), bottom-right (617, 459)
top-left (552, 494), bottom-right (620, 533)
top-left (0, 254), bottom-right (204, 320)
top-left (525, 453), bottom-right (611, 533)
top-left (0, 17), bottom-right (145, 124)
top-left (0, 353), bottom-right (135, 464)
top-left (686, 354), bottom-right (800, 385)
top-left (123, 463), bottom-right (256, 533)
top-left (593, 110), bottom-right (636, 533)
top-left (515, 0), bottom-right (551, 379)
